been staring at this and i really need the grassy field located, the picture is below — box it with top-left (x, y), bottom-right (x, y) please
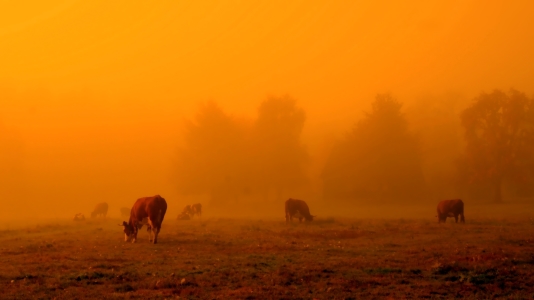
top-left (2, 213), bottom-right (534, 299)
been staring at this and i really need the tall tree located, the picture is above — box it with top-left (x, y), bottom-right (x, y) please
top-left (174, 96), bottom-right (309, 206)
top-left (174, 102), bottom-right (251, 206)
top-left (251, 95), bottom-right (309, 201)
top-left (406, 93), bottom-right (464, 199)
top-left (322, 94), bottom-right (425, 202)
top-left (460, 89), bottom-right (534, 203)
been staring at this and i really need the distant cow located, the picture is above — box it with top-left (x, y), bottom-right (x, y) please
top-left (122, 195), bottom-right (168, 244)
top-left (176, 212), bottom-right (191, 220)
top-left (191, 203), bottom-right (202, 218)
top-left (120, 207), bottom-right (131, 217)
top-left (91, 202), bottom-right (109, 218)
top-left (285, 198), bottom-right (314, 223)
top-left (73, 213), bottom-right (85, 221)
top-left (182, 204), bottom-right (193, 217)
top-left (437, 199), bottom-right (465, 223)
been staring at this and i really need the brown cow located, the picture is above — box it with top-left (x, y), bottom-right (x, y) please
top-left (176, 212), bottom-right (191, 220)
top-left (91, 202), bottom-right (108, 218)
top-left (182, 204), bottom-right (193, 217)
top-left (437, 199), bottom-right (465, 223)
top-left (191, 203), bottom-right (202, 218)
top-left (73, 213), bottom-right (85, 221)
top-left (122, 195), bottom-right (168, 244)
top-left (120, 207), bottom-right (131, 217)
top-left (285, 198), bottom-right (314, 223)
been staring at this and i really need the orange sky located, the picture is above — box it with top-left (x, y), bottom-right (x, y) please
top-left (1, 1), bottom-right (533, 218)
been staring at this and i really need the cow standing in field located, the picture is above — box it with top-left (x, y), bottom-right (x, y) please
top-left (437, 199), bottom-right (465, 223)
top-left (191, 203), bottom-right (202, 218)
top-left (182, 204), bottom-right (193, 217)
top-left (122, 195), bottom-right (168, 244)
top-left (285, 198), bottom-right (314, 223)
top-left (91, 202), bottom-right (108, 218)
top-left (73, 213), bottom-right (85, 221)
top-left (120, 207), bottom-right (131, 217)
top-left (176, 212), bottom-right (191, 220)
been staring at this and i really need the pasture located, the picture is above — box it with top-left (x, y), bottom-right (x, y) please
top-left (2, 206), bottom-right (534, 299)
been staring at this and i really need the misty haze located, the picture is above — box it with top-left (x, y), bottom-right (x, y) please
top-left (1, 1), bottom-right (534, 299)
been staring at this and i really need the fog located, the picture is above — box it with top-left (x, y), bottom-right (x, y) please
top-left (1, 1), bottom-right (534, 221)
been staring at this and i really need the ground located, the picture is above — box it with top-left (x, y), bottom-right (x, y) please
top-left (2, 213), bottom-right (534, 299)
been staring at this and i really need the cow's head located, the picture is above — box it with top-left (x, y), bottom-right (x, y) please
top-left (121, 221), bottom-right (134, 242)
top-left (306, 215), bottom-right (315, 222)
top-left (90, 211), bottom-right (97, 218)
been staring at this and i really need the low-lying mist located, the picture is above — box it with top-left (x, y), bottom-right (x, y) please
top-left (1, 88), bottom-right (533, 223)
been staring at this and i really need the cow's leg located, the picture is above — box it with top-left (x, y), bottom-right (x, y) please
top-left (153, 225), bottom-right (160, 244)
top-left (147, 225), bottom-right (153, 242)
top-left (460, 213), bottom-right (465, 223)
top-left (132, 224), bottom-right (138, 243)
top-left (149, 218), bottom-right (160, 244)
top-left (454, 214), bottom-right (458, 223)
top-left (148, 219), bottom-right (155, 242)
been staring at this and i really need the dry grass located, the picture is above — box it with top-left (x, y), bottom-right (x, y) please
top-left (2, 216), bottom-right (534, 299)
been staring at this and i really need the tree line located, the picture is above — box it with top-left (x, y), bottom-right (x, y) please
top-left (174, 89), bottom-right (534, 205)
top-left (174, 96), bottom-right (308, 207)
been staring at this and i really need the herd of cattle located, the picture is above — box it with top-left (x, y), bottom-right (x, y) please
top-left (72, 196), bottom-right (465, 244)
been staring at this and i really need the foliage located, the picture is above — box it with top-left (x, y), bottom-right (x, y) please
top-left (251, 95), bottom-right (309, 198)
top-left (175, 96), bottom-right (309, 205)
top-left (459, 89), bottom-right (534, 202)
top-left (322, 94), bottom-right (426, 202)
top-left (405, 93), bottom-right (464, 199)
top-left (175, 101), bottom-right (251, 205)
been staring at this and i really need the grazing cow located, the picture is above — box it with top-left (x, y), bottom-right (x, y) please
top-left (191, 203), bottom-right (202, 218)
top-left (285, 198), bottom-right (314, 223)
top-left (120, 207), bottom-right (131, 217)
top-left (73, 213), bottom-right (85, 221)
top-left (91, 202), bottom-right (109, 218)
top-left (122, 195), bottom-right (167, 244)
top-left (182, 204), bottom-right (193, 217)
top-left (437, 199), bottom-right (465, 223)
top-left (177, 212), bottom-right (191, 220)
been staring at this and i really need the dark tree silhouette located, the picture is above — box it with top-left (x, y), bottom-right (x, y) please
top-left (174, 102), bottom-right (251, 206)
top-left (322, 94), bottom-right (426, 202)
top-left (460, 89), bottom-right (534, 203)
top-left (174, 96), bottom-right (309, 206)
top-left (406, 94), bottom-right (464, 199)
top-left (251, 95), bottom-right (309, 201)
